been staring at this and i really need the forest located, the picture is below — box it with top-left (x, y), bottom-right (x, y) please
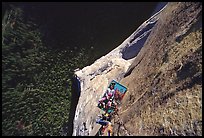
top-left (2, 5), bottom-right (91, 136)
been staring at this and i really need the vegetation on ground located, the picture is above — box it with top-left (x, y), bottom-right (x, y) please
top-left (2, 5), bottom-right (90, 136)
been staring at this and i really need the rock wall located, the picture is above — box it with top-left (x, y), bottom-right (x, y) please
top-left (73, 2), bottom-right (202, 136)
top-left (113, 2), bottom-right (202, 136)
top-left (72, 3), bottom-right (167, 136)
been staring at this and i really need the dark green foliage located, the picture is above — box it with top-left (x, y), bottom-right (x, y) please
top-left (2, 6), bottom-right (90, 136)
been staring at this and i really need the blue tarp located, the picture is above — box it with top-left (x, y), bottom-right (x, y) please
top-left (97, 80), bottom-right (127, 113)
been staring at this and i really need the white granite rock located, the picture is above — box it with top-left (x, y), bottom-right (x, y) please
top-left (72, 4), bottom-right (167, 136)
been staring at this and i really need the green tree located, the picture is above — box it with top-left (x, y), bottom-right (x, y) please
top-left (2, 5), bottom-right (90, 136)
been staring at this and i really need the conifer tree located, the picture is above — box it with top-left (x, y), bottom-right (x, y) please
top-left (2, 5), bottom-right (90, 136)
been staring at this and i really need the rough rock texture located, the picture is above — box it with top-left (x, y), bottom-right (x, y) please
top-left (72, 2), bottom-right (202, 136)
top-left (113, 2), bottom-right (202, 136)
top-left (72, 4), bottom-right (167, 136)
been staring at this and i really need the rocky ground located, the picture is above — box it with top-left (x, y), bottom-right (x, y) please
top-left (113, 2), bottom-right (202, 136)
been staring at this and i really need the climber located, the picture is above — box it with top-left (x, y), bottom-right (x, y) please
top-left (105, 113), bottom-right (112, 122)
top-left (96, 118), bottom-right (109, 126)
top-left (106, 82), bottom-right (116, 98)
top-left (98, 82), bottom-right (115, 107)
top-left (97, 113), bottom-right (111, 122)
top-left (98, 100), bottom-right (106, 110)
top-left (103, 113), bottom-right (112, 122)
top-left (107, 122), bottom-right (113, 136)
top-left (98, 93), bottom-right (113, 111)
top-left (100, 121), bottom-right (113, 136)
top-left (106, 98), bottom-right (113, 108)
top-left (110, 99), bottom-right (119, 114)
top-left (104, 100), bottom-right (115, 114)
top-left (98, 96), bottom-right (107, 103)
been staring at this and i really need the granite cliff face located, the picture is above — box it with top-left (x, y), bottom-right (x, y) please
top-left (113, 2), bottom-right (202, 136)
top-left (72, 2), bottom-right (202, 136)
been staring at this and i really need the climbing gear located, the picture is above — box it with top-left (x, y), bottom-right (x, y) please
top-left (96, 80), bottom-right (127, 136)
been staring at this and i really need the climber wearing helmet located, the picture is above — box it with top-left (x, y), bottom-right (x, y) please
top-left (98, 82), bottom-right (115, 107)
top-left (106, 82), bottom-right (116, 97)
